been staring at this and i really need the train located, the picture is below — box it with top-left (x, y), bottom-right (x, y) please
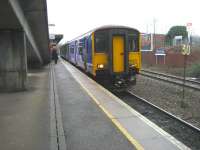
top-left (60, 25), bottom-right (141, 90)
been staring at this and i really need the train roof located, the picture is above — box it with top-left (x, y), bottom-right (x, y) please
top-left (93, 25), bottom-right (139, 32)
top-left (67, 25), bottom-right (140, 43)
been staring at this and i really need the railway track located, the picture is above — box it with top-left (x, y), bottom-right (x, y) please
top-left (115, 91), bottom-right (200, 150)
top-left (140, 69), bottom-right (200, 90)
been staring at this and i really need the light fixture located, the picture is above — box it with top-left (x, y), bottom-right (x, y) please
top-left (129, 64), bottom-right (135, 68)
top-left (97, 64), bottom-right (104, 69)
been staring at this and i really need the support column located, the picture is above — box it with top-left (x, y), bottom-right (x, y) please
top-left (26, 37), bottom-right (43, 69)
top-left (0, 30), bottom-right (27, 92)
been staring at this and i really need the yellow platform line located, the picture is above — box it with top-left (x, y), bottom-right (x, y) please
top-left (61, 61), bottom-right (144, 150)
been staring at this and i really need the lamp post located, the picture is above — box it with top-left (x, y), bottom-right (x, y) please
top-left (153, 18), bottom-right (156, 51)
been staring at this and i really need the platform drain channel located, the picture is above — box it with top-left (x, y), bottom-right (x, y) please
top-left (50, 64), bottom-right (66, 150)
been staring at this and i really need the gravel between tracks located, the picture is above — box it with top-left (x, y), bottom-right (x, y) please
top-left (129, 74), bottom-right (200, 128)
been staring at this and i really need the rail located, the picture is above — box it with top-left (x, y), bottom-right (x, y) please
top-left (140, 69), bottom-right (200, 90)
top-left (115, 90), bottom-right (200, 150)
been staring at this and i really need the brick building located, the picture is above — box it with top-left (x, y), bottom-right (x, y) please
top-left (141, 33), bottom-right (166, 51)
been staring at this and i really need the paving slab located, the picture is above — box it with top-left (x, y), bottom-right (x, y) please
top-left (0, 67), bottom-right (50, 150)
top-left (54, 62), bottom-right (136, 150)
top-left (60, 59), bottom-right (190, 150)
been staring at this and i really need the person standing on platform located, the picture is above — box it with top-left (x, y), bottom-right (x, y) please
top-left (51, 46), bottom-right (58, 64)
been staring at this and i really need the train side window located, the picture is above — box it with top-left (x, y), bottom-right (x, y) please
top-left (70, 47), bottom-right (74, 53)
top-left (128, 36), bottom-right (139, 52)
top-left (79, 47), bottom-right (83, 55)
top-left (85, 38), bottom-right (88, 53)
top-left (95, 31), bottom-right (108, 52)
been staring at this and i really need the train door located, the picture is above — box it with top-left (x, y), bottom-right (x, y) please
top-left (75, 41), bottom-right (78, 64)
top-left (86, 35), bottom-right (93, 73)
top-left (112, 35), bottom-right (125, 73)
top-left (83, 38), bottom-right (88, 70)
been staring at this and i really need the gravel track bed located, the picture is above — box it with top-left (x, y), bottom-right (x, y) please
top-left (116, 92), bottom-right (200, 150)
top-left (130, 75), bottom-right (200, 128)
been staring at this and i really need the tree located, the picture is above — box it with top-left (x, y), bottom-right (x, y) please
top-left (165, 26), bottom-right (188, 46)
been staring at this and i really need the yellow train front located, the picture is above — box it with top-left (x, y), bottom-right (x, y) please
top-left (61, 26), bottom-right (141, 90)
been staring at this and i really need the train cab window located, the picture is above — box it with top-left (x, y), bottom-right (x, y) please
top-left (95, 31), bottom-right (108, 52)
top-left (128, 36), bottom-right (139, 52)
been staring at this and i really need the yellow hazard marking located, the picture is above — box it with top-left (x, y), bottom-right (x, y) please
top-left (61, 60), bottom-right (144, 150)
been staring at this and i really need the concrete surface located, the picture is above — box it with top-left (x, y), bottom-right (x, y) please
top-left (0, 0), bottom-right (49, 91)
top-left (0, 59), bottom-right (190, 150)
top-left (60, 59), bottom-right (190, 150)
top-left (0, 30), bottom-right (27, 92)
top-left (50, 63), bottom-right (66, 150)
top-left (0, 67), bottom-right (50, 150)
top-left (0, 0), bottom-right (49, 64)
top-left (54, 62), bottom-right (136, 150)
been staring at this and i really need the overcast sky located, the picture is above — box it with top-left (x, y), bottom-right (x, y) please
top-left (47, 0), bottom-right (200, 42)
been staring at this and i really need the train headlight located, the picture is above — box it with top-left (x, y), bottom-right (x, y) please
top-left (97, 64), bottom-right (104, 69)
top-left (129, 64), bottom-right (135, 68)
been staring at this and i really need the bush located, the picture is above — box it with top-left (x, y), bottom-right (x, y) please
top-left (187, 63), bottom-right (200, 78)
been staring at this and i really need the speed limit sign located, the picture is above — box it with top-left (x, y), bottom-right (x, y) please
top-left (181, 44), bottom-right (190, 55)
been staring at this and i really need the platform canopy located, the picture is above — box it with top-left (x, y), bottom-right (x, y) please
top-left (0, 0), bottom-right (50, 64)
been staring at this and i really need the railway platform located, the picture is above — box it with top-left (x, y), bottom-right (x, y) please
top-left (51, 59), bottom-right (190, 150)
top-left (0, 58), bottom-right (190, 150)
top-left (0, 67), bottom-right (50, 150)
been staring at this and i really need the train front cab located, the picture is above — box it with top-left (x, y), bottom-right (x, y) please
top-left (92, 28), bottom-right (141, 88)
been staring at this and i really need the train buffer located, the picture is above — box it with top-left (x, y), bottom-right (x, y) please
top-left (0, 59), bottom-right (190, 150)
